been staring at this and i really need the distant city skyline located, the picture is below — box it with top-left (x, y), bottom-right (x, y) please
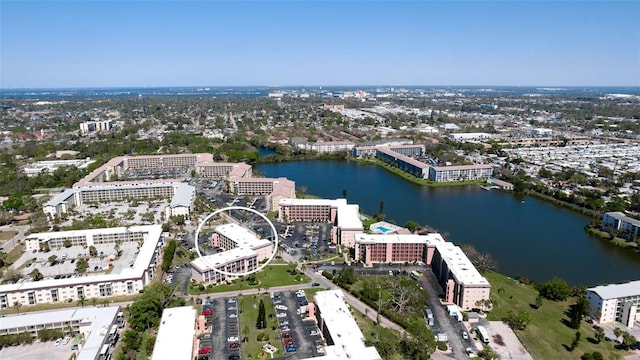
top-left (1, 1), bottom-right (639, 88)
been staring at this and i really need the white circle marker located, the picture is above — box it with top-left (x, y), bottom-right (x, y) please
top-left (194, 206), bottom-right (279, 277)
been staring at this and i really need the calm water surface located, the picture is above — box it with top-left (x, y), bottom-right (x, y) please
top-left (257, 160), bottom-right (640, 286)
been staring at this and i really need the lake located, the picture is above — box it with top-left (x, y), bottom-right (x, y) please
top-left (256, 160), bottom-right (640, 286)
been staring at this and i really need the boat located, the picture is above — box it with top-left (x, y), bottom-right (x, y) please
top-left (480, 186), bottom-right (492, 191)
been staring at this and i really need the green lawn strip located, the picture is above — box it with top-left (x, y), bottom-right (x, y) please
top-left (0, 230), bottom-right (18, 241)
top-left (238, 294), bottom-right (282, 359)
top-left (0, 294), bottom-right (141, 316)
top-left (189, 265), bottom-right (310, 295)
top-left (2, 243), bottom-right (25, 267)
top-left (485, 271), bottom-right (627, 360)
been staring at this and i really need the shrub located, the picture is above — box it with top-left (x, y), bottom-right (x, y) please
top-left (436, 341), bottom-right (447, 351)
top-left (322, 271), bottom-right (334, 280)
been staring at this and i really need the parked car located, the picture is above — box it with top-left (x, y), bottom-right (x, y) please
top-left (198, 347), bottom-right (211, 355)
top-left (227, 336), bottom-right (239, 342)
top-left (311, 282), bottom-right (320, 287)
top-left (462, 331), bottom-right (469, 340)
top-left (54, 338), bottom-right (62, 346)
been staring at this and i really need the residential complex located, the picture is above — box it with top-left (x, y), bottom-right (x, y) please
top-left (291, 137), bottom-right (356, 153)
top-left (0, 306), bottom-right (121, 360)
top-left (79, 119), bottom-right (113, 135)
top-left (278, 198), bottom-right (363, 246)
top-left (22, 158), bottom-right (96, 177)
top-left (190, 223), bottom-right (273, 286)
top-left (428, 164), bottom-right (494, 182)
top-left (587, 280), bottom-right (640, 328)
top-left (601, 212), bottom-right (640, 241)
top-left (306, 290), bottom-right (382, 360)
top-left (151, 306), bottom-right (197, 360)
top-left (0, 225), bottom-right (163, 309)
top-left (354, 233), bottom-right (490, 311)
top-left (228, 176), bottom-right (296, 212)
top-left (354, 144), bottom-right (493, 182)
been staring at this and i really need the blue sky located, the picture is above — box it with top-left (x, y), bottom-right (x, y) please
top-left (1, 1), bottom-right (639, 88)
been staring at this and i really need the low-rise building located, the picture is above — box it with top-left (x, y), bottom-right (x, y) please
top-left (305, 290), bottom-right (381, 360)
top-left (602, 212), bottom-right (640, 241)
top-left (22, 158), bottom-right (95, 177)
top-left (0, 225), bottom-right (163, 309)
top-left (190, 223), bottom-right (273, 286)
top-left (587, 280), bottom-right (640, 328)
top-left (151, 306), bottom-right (197, 360)
top-left (0, 306), bottom-right (120, 360)
top-left (428, 164), bottom-right (493, 182)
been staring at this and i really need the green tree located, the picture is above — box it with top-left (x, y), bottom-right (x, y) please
top-left (89, 245), bottom-right (97, 256)
top-left (338, 266), bottom-right (356, 285)
top-left (29, 268), bottom-right (43, 281)
top-left (77, 296), bottom-right (86, 308)
top-left (622, 332), bottom-right (637, 349)
top-left (63, 239), bottom-right (72, 248)
top-left (13, 301), bottom-right (22, 315)
top-left (161, 240), bottom-right (177, 272)
top-left (76, 258), bottom-right (88, 273)
top-left (613, 327), bottom-right (622, 341)
top-left (48, 254), bottom-right (58, 265)
top-left (594, 327), bottom-right (605, 343)
top-left (505, 309), bottom-right (531, 330)
top-left (537, 277), bottom-right (571, 301)
top-left (570, 331), bottom-right (581, 351)
top-left (404, 220), bottom-right (420, 233)
top-left (256, 299), bottom-right (266, 329)
top-left (534, 294), bottom-right (544, 309)
top-left (128, 282), bottom-right (185, 332)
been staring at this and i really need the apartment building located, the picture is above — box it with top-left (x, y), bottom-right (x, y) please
top-left (290, 138), bottom-right (355, 153)
top-left (602, 212), bottom-right (640, 241)
top-left (354, 233), bottom-right (445, 265)
top-left (430, 241), bottom-right (491, 311)
top-left (79, 119), bottom-right (112, 135)
top-left (278, 198), bottom-right (363, 246)
top-left (228, 177), bottom-right (296, 212)
top-left (305, 290), bottom-right (381, 360)
top-left (0, 225), bottom-right (163, 309)
top-left (0, 306), bottom-right (120, 360)
top-left (375, 147), bottom-right (430, 179)
top-left (587, 280), bottom-right (640, 328)
top-left (428, 164), bottom-right (494, 182)
top-left (43, 181), bottom-right (195, 220)
top-left (352, 143), bottom-right (423, 158)
top-left (151, 306), bottom-right (197, 360)
top-left (190, 223), bottom-right (273, 286)
top-left (22, 158), bottom-right (95, 177)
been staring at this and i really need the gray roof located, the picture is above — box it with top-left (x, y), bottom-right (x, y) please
top-left (588, 280), bottom-right (640, 300)
top-left (170, 183), bottom-right (195, 208)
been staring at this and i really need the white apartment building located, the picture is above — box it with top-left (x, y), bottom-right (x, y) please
top-left (0, 306), bottom-right (120, 360)
top-left (22, 158), bottom-right (95, 177)
top-left (587, 280), bottom-right (640, 328)
top-left (428, 164), bottom-right (494, 182)
top-left (0, 225), bottom-right (163, 309)
top-left (305, 290), bottom-right (381, 360)
top-left (79, 120), bottom-right (112, 135)
top-left (602, 212), bottom-right (640, 241)
top-left (190, 223), bottom-right (273, 286)
top-left (151, 306), bottom-right (197, 360)
top-left (43, 181), bottom-right (195, 220)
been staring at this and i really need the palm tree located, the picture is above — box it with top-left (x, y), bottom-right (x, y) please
top-left (77, 296), bottom-right (86, 308)
top-left (13, 301), bottom-right (22, 315)
top-left (613, 327), bottom-right (622, 342)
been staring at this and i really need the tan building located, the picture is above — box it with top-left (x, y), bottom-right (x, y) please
top-left (228, 177), bottom-right (296, 212)
top-left (278, 198), bottom-right (363, 246)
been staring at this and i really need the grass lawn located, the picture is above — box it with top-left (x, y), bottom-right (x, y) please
top-left (190, 265), bottom-right (310, 295)
top-left (1, 243), bottom-right (25, 268)
top-left (0, 230), bottom-right (18, 241)
top-left (484, 271), bottom-right (629, 360)
top-left (238, 294), bottom-right (282, 360)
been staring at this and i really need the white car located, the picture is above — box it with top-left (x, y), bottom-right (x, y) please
top-left (62, 336), bottom-right (71, 345)
top-left (275, 305), bottom-right (288, 311)
top-left (462, 331), bottom-right (469, 340)
top-left (228, 313), bottom-right (238, 318)
top-left (227, 336), bottom-right (239, 342)
top-left (276, 312), bottom-right (287, 318)
top-left (54, 338), bottom-right (62, 346)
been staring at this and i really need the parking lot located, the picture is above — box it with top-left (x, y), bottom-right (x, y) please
top-left (13, 241), bottom-right (141, 281)
top-left (197, 297), bottom-right (240, 360)
top-left (270, 290), bottom-right (324, 359)
top-left (0, 337), bottom-right (76, 360)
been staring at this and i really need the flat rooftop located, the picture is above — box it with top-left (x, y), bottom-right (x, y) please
top-left (151, 306), bottom-right (196, 360)
top-left (435, 242), bottom-right (490, 287)
top-left (356, 233), bottom-right (445, 245)
top-left (312, 290), bottom-right (381, 360)
top-left (0, 306), bottom-right (119, 360)
top-left (588, 280), bottom-right (640, 300)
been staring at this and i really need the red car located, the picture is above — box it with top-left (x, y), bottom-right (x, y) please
top-left (283, 339), bottom-right (295, 346)
top-left (202, 309), bottom-right (213, 316)
top-left (229, 343), bottom-right (240, 349)
top-left (198, 347), bottom-right (211, 355)
top-left (282, 333), bottom-right (292, 339)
